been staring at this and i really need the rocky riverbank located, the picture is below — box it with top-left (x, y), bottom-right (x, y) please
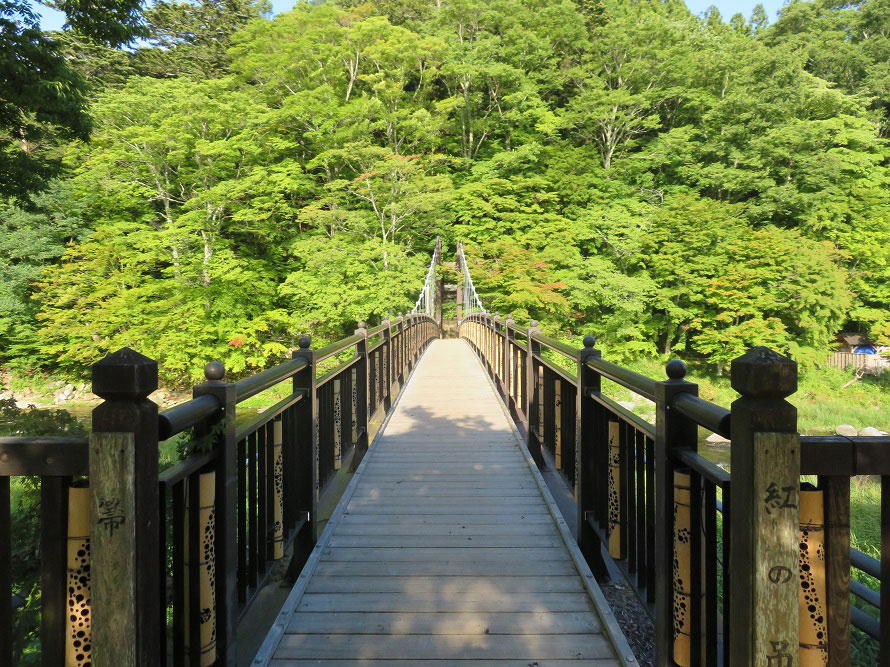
top-left (0, 371), bottom-right (190, 411)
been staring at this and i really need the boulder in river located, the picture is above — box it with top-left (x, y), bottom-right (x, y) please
top-left (858, 426), bottom-right (884, 437)
top-left (706, 432), bottom-right (730, 445)
top-left (835, 424), bottom-right (858, 437)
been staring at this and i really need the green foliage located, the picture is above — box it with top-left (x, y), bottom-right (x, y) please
top-left (4, 0), bottom-right (890, 385)
top-left (135, 0), bottom-right (270, 79)
top-left (0, 0), bottom-right (144, 197)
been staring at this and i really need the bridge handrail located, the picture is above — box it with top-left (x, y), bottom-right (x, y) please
top-left (670, 391), bottom-right (731, 439)
top-left (459, 310), bottom-right (886, 664)
top-left (1, 247), bottom-right (443, 665)
top-left (235, 357), bottom-right (310, 403)
top-left (585, 356), bottom-right (657, 401)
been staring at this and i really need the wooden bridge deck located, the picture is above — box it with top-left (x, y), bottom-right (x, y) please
top-left (255, 339), bottom-right (634, 666)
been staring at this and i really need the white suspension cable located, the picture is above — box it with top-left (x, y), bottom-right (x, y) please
top-left (410, 237), bottom-right (441, 318)
top-left (456, 241), bottom-right (486, 322)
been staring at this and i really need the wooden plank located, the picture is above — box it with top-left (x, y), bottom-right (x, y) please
top-left (362, 463), bottom-right (528, 471)
top-left (312, 560), bottom-right (581, 577)
top-left (305, 576), bottom-right (585, 594)
top-left (89, 432), bottom-right (137, 666)
top-left (286, 611), bottom-right (597, 635)
top-left (350, 481), bottom-right (540, 488)
top-left (270, 660), bottom-right (619, 667)
top-left (321, 547), bottom-right (571, 562)
top-left (343, 506), bottom-right (551, 515)
top-left (328, 535), bottom-right (565, 548)
top-left (335, 523), bottom-right (560, 536)
top-left (379, 435), bottom-right (519, 442)
top-left (338, 514), bottom-right (555, 525)
top-left (274, 633), bottom-right (616, 660)
top-left (349, 488), bottom-right (542, 497)
top-left (296, 592), bottom-right (594, 613)
top-left (257, 339), bottom-right (627, 666)
top-left (347, 495), bottom-right (547, 505)
top-left (354, 474), bottom-right (534, 482)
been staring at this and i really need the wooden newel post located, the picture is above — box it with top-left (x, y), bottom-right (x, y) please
top-left (382, 317), bottom-right (393, 411)
top-left (578, 335), bottom-right (608, 581)
top-left (526, 321), bottom-right (543, 468)
top-left (456, 273), bottom-right (463, 322)
top-left (193, 361), bottom-right (237, 666)
top-left (353, 322), bottom-right (370, 470)
top-left (396, 313), bottom-right (404, 385)
top-left (90, 348), bottom-right (160, 666)
top-left (654, 359), bottom-right (699, 667)
top-left (504, 315), bottom-right (514, 414)
top-left (729, 347), bottom-right (799, 667)
top-left (493, 313), bottom-right (502, 387)
top-left (290, 336), bottom-right (317, 567)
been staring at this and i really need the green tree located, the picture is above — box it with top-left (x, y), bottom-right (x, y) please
top-left (135, 0), bottom-right (271, 79)
top-left (0, 0), bottom-right (143, 197)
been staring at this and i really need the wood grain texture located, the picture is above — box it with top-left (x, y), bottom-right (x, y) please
top-left (263, 340), bottom-right (627, 665)
top-left (89, 432), bottom-right (137, 667)
top-left (752, 432), bottom-right (800, 667)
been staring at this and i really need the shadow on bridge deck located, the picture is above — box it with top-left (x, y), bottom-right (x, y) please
top-left (253, 339), bottom-right (636, 665)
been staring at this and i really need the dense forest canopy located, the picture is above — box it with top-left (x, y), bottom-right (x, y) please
top-left (2, 0), bottom-right (889, 385)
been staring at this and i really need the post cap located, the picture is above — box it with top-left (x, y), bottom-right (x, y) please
top-left (92, 347), bottom-right (158, 400)
top-left (358, 321), bottom-right (366, 329)
top-left (583, 335), bottom-right (596, 348)
top-left (298, 336), bottom-right (311, 349)
top-left (204, 362), bottom-right (225, 382)
top-left (731, 347), bottom-right (797, 398)
top-left (665, 359), bottom-right (687, 381)
top-left (530, 320), bottom-right (538, 328)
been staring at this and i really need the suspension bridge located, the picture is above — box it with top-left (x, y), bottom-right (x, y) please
top-left (1, 240), bottom-right (887, 666)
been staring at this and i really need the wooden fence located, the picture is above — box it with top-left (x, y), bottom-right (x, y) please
top-left (828, 351), bottom-right (888, 373)
top-left (461, 311), bottom-right (888, 667)
top-left (0, 313), bottom-right (439, 666)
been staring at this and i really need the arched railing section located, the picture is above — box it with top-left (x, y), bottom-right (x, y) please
top-left (0, 246), bottom-right (442, 666)
top-left (458, 289), bottom-right (888, 666)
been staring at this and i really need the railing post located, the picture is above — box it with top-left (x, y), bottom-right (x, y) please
top-left (192, 362), bottom-right (238, 665)
top-left (289, 336), bottom-right (317, 567)
top-left (504, 315), bottom-right (514, 412)
top-left (382, 317), bottom-right (393, 411)
top-left (526, 321), bottom-right (544, 468)
top-left (493, 313), bottom-right (502, 388)
top-left (456, 271), bottom-right (463, 322)
top-left (577, 336), bottom-right (608, 581)
top-left (820, 474), bottom-right (850, 666)
top-left (490, 313), bottom-right (496, 379)
top-left (406, 315), bottom-right (413, 373)
top-left (353, 322), bottom-right (370, 471)
top-left (398, 313), bottom-right (406, 383)
top-left (90, 348), bottom-right (160, 666)
top-left (728, 348), bottom-right (799, 667)
top-left (654, 359), bottom-right (698, 667)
